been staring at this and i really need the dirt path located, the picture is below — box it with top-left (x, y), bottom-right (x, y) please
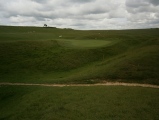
top-left (0, 82), bottom-right (159, 88)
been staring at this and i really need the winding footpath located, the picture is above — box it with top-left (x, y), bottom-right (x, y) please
top-left (0, 82), bottom-right (159, 88)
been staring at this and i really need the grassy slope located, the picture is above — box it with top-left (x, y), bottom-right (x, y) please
top-left (0, 26), bottom-right (159, 120)
top-left (0, 86), bottom-right (159, 120)
top-left (0, 26), bottom-right (159, 84)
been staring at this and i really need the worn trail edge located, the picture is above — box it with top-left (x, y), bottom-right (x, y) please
top-left (0, 82), bottom-right (159, 88)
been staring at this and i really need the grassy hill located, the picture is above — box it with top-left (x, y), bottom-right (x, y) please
top-left (0, 26), bottom-right (159, 120)
top-left (0, 26), bottom-right (159, 84)
top-left (0, 85), bottom-right (159, 120)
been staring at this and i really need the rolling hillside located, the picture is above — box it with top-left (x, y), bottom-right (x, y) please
top-left (0, 26), bottom-right (159, 84)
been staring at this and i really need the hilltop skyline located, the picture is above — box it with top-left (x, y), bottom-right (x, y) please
top-left (0, 0), bottom-right (159, 30)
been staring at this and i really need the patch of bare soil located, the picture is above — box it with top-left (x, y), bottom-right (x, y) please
top-left (0, 82), bottom-right (159, 88)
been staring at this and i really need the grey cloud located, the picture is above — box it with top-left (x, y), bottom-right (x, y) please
top-left (149, 0), bottom-right (159, 6)
top-left (126, 0), bottom-right (149, 8)
top-left (31, 0), bottom-right (46, 3)
top-left (80, 6), bottom-right (108, 15)
top-left (126, 0), bottom-right (159, 29)
top-left (148, 19), bottom-right (159, 24)
top-left (126, 5), bottom-right (158, 14)
top-left (0, 0), bottom-right (158, 29)
top-left (68, 0), bottom-right (95, 3)
top-left (155, 13), bottom-right (159, 18)
top-left (126, 0), bottom-right (159, 8)
top-left (126, 0), bottom-right (159, 15)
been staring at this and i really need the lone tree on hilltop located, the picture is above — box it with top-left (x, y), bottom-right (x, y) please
top-left (44, 24), bottom-right (47, 27)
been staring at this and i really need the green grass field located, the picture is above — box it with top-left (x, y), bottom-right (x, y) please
top-left (57, 39), bottom-right (117, 48)
top-left (0, 85), bottom-right (159, 120)
top-left (0, 26), bottom-right (159, 84)
top-left (0, 26), bottom-right (159, 120)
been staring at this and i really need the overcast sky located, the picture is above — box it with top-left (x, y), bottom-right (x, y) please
top-left (0, 0), bottom-right (159, 29)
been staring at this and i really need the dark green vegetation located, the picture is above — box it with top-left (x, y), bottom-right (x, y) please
top-left (0, 26), bottom-right (159, 120)
top-left (0, 86), bottom-right (159, 120)
top-left (0, 26), bottom-right (159, 84)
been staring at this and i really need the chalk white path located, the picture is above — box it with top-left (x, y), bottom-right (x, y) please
top-left (0, 82), bottom-right (159, 88)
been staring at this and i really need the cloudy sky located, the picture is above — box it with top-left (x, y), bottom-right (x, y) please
top-left (0, 0), bottom-right (159, 29)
